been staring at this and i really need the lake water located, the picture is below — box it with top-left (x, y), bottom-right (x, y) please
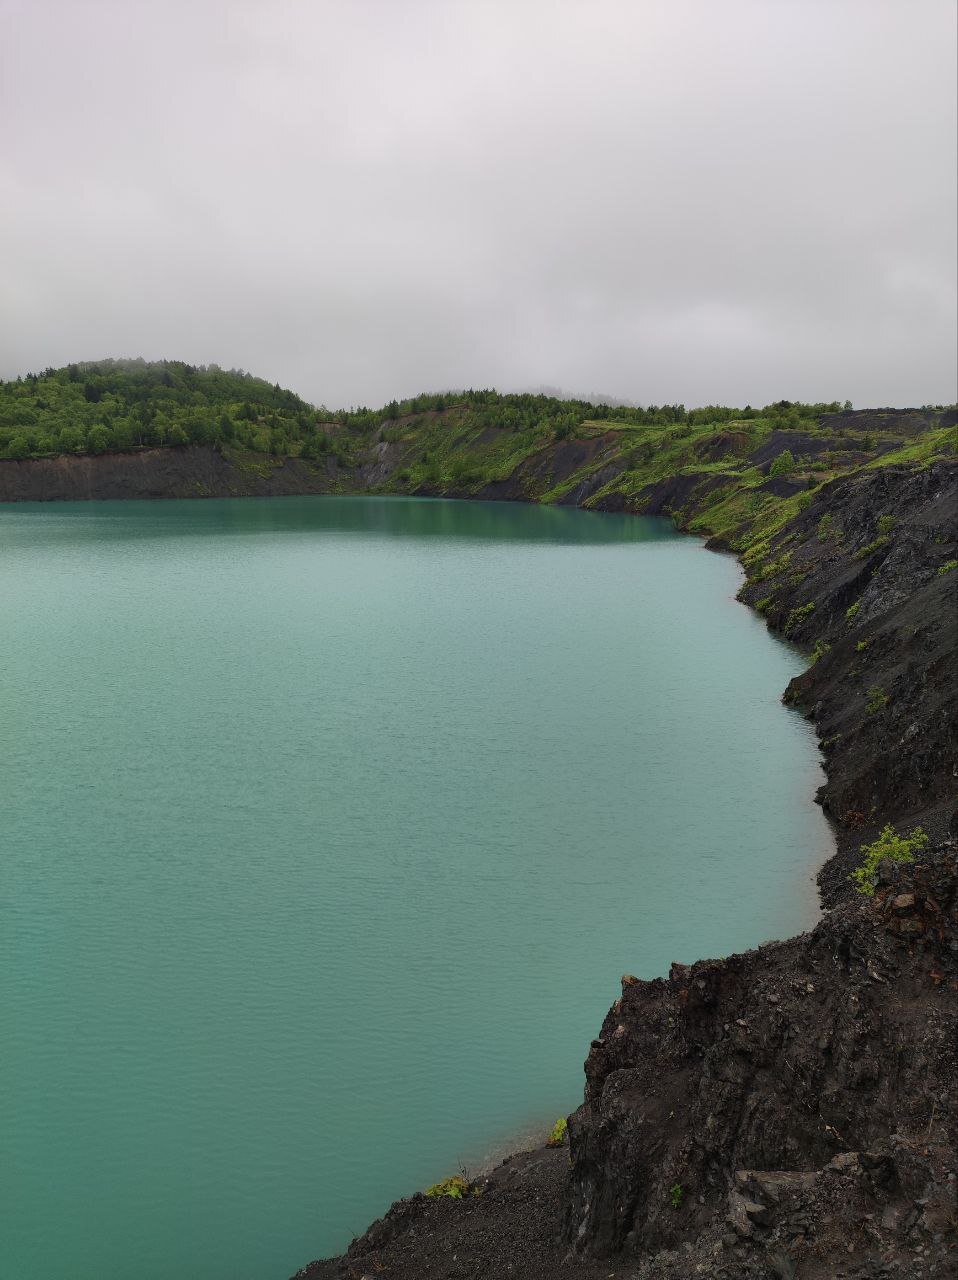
top-left (0, 496), bottom-right (831, 1280)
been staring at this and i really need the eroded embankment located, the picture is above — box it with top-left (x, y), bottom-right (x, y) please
top-left (297, 461), bottom-right (957, 1280)
top-left (0, 446), bottom-right (342, 502)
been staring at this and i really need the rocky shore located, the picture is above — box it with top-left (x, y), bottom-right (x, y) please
top-left (294, 452), bottom-right (957, 1278)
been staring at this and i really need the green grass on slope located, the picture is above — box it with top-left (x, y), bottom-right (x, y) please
top-left (865, 425), bottom-right (957, 469)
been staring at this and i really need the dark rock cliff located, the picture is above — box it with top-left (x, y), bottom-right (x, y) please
top-left (559, 462), bottom-right (957, 1279)
top-left (0, 446), bottom-right (343, 502)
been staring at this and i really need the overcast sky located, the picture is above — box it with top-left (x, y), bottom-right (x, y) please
top-left (2, 0), bottom-right (955, 409)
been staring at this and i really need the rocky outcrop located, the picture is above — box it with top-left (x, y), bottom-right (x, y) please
top-left (738, 463), bottom-right (957, 900)
top-left (565, 850), bottom-right (957, 1278)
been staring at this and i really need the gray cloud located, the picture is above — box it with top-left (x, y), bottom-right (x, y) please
top-left (1, 0), bottom-right (955, 408)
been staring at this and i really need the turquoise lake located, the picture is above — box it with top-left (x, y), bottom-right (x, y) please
top-left (0, 496), bottom-right (832, 1279)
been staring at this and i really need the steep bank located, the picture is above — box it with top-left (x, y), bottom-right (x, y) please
top-left (0, 446), bottom-right (341, 502)
top-left (557, 460), bottom-right (957, 1280)
top-left (294, 447), bottom-right (957, 1279)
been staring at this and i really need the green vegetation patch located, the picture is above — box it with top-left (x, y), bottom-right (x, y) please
top-left (817, 513), bottom-right (841, 542)
top-left (865, 424), bottom-right (957, 469)
top-left (546, 1116), bottom-right (568, 1147)
top-left (851, 824), bottom-right (929, 895)
top-left (0, 359), bottom-right (317, 461)
top-left (784, 601), bottom-right (815, 638)
top-left (865, 685), bottom-right (890, 713)
top-left (425, 1175), bottom-right (471, 1199)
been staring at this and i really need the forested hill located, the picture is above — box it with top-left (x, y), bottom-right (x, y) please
top-left (0, 356), bottom-right (913, 463)
top-left (0, 359), bottom-right (314, 458)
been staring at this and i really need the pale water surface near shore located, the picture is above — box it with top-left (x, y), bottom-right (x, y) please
top-left (0, 496), bottom-right (831, 1279)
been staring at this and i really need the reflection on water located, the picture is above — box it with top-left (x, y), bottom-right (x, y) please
top-left (0, 493), bottom-right (677, 547)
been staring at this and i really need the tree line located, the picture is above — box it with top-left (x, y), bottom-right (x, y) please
top-left (0, 360), bottom-right (855, 462)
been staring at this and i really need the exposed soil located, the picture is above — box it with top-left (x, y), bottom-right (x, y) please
top-left (0, 445), bottom-right (350, 502)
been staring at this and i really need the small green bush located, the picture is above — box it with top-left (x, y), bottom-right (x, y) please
top-left (5, 435), bottom-right (30, 460)
top-left (546, 1117), bottom-right (568, 1147)
top-left (938, 559), bottom-right (957, 575)
top-left (770, 449), bottom-right (795, 477)
top-left (865, 685), bottom-right (889, 713)
top-left (856, 639), bottom-right (870, 653)
top-left (755, 595), bottom-right (773, 613)
top-left (425, 1175), bottom-right (469, 1199)
top-left (876, 514), bottom-right (897, 537)
top-left (845, 601), bottom-right (861, 624)
top-left (851, 824), bottom-right (928, 895)
top-left (670, 1183), bottom-right (684, 1209)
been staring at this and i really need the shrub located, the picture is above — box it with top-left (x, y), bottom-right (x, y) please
top-left (851, 824), bottom-right (928, 895)
top-left (670, 1183), bottom-right (684, 1209)
top-left (865, 685), bottom-right (889, 713)
top-left (546, 1117), bottom-right (568, 1147)
top-left (425, 1175), bottom-right (469, 1199)
top-left (4, 434), bottom-right (31, 459)
top-left (87, 425), bottom-right (113, 454)
top-left (856, 639), bottom-right (870, 653)
top-left (420, 460), bottom-right (442, 487)
top-left (845, 601), bottom-right (861, 625)
top-left (449, 456), bottom-right (481, 486)
top-left (938, 559), bottom-right (957, 575)
top-left (770, 449), bottom-right (795, 477)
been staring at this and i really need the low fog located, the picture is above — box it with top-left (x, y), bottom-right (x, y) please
top-left (1, 0), bottom-right (955, 409)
